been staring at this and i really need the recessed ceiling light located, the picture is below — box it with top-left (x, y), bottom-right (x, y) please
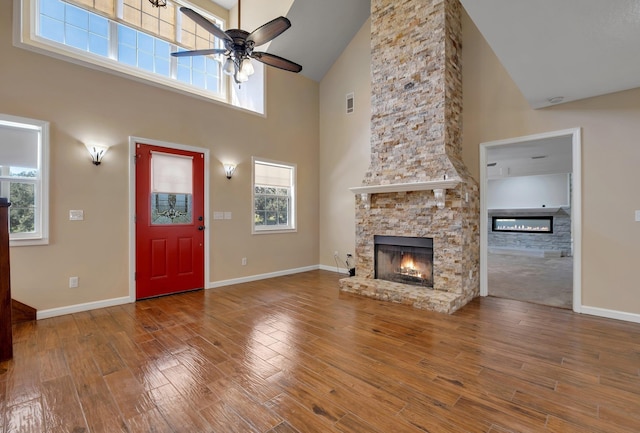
top-left (547, 96), bottom-right (564, 104)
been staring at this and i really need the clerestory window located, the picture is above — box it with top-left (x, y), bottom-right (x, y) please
top-left (15, 0), bottom-right (253, 106)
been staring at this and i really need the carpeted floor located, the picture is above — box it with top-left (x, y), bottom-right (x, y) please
top-left (487, 252), bottom-right (573, 309)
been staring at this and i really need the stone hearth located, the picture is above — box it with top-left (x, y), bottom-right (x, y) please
top-left (339, 0), bottom-right (479, 314)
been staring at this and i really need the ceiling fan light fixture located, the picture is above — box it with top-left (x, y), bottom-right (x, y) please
top-left (236, 69), bottom-right (249, 83)
top-left (241, 58), bottom-right (254, 76)
top-left (223, 57), bottom-right (235, 76)
top-left (172, 7), bottom-right (301, 85)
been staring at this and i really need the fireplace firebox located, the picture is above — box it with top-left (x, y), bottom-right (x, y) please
top-left (374, 236), bottom-right (433, 287)
top-left (492, 216), bottom-right (553, 233)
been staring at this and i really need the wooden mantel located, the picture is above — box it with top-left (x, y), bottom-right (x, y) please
top-left (349, 179), bottom-right (460, 195)
top-left (349, 179), bottom-right (461, 209)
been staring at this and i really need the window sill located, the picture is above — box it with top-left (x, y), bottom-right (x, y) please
top-left (16, 34), bottom-right (228, 104)
top-left (252, 227), bottom-right (297, 235)
top-left (10, 238), bottom-right (49, 247)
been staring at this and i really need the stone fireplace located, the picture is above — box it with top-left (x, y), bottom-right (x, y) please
top-left (338, 0), bottom-right (480, 314)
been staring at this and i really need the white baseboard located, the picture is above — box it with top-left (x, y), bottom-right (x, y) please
top-left (31, 274), bottom-right (640, 326)
top-left (581, 306), bottom-right (640, 324)
top-left (37, 296), bottom-right (133, 320)
top-left (209, 265), bottom-right (321, 288)
top-left (319, 264), bottom-right (349, 275)
top-left (36, 266), bottom-right (335, 319)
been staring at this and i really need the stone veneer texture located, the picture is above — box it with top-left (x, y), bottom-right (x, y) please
top-left (340, 0), bottom-right (480, 314)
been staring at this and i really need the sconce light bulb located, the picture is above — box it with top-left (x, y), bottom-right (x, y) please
top-left (223, 163), bottom-right (236, 179)
top-left (85, 143), bottom-right (109, 166)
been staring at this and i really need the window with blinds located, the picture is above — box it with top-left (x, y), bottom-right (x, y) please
top-left (0, 114), bottom-right (50, 245)
top-left (63, 0), bottom-right (180, 44)
top-left (252, 158), bottom-right (296, 233)
top-left (150, 152), bottom-right (193, 225)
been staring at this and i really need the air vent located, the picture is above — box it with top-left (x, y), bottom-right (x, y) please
top-left (346, 92), bottom-right (354, 114)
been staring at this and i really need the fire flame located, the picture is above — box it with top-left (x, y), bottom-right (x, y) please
top-left (401, 256), bottom-right (415, 270)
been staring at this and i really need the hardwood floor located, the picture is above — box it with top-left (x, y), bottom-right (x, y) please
top-left (1, 270), bottom-right (639, 432)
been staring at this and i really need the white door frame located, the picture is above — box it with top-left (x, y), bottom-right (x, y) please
top-left (128, 136), bottom-right (210, 302)
top-left (479, 128), bottom-right (582, 313)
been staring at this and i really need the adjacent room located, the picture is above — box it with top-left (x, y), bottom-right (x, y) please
top-left (1, 0), bottom-right (640, 431)
top-left (485, 135), bottom-right (574, 309)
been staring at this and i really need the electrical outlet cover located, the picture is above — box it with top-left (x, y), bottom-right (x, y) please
top-left (69, 210), bottom-right (84, 221)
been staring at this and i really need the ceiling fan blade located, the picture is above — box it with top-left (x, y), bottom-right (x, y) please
top-left (251, 51), bottom-right (302, 73)
top-left (247, 17), bottom-right (291, 46)
top-left (180, 7), bottom-right (232, 43)
top-left (171, 49), bottom-right (227, 57)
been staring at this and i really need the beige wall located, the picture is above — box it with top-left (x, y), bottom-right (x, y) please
top-left (461, 11), bottom-right (640, 314)
top-left (1, 0), bottom-right (319, 311)
top-left (318, 18), bottom-right (371, 271)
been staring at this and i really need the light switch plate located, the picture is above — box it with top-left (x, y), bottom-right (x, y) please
top-left (69, 210), bottom-right (84, 221)
top-left (635, 210), bottom-right (640, 222)
top-left (213, 211), bottom-right (224, 220)
top-left (224, 212), bottom-right (232, 220)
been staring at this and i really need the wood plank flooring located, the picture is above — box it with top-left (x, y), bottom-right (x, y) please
top-left (1, 270), bottom-right (639, 432)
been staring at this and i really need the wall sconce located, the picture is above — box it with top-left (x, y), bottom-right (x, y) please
top-left (433, 188), bottom-right (445, 209)
top-left (85, 144), bottom-right (109, 166)
top-left (223, 163), bottom-right (236, 179)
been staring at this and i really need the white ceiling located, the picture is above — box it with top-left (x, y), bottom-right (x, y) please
top-left (219, 1), bottom-right (620, 176)
top-left (212, 0), bottom-right (236, 9)
top-left (486, 135), bottom-right (573, 179)
top-left (267, 0), bottom-right (371, 82)
top-left (215, 1), bottom-right (640, 104)
top-left (460, 0), bottom-right (640, 108)
top-left (212, 0), bottom-right (370, 82)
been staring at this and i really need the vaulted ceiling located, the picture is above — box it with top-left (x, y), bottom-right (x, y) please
top-left (213, 0), bottom-right (370, 82)
top-left (266, 0), bottom-right (371, 82)
top-left (216, 1), bottom-right (640, 108)
top-left (456, 0), bottom-right (640, 108)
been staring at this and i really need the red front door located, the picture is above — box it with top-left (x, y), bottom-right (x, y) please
top-left (135, 143), bottom-right (205, 299)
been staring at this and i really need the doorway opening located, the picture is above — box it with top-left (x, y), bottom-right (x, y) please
top-left (479, 128), bottom-right (582, 312)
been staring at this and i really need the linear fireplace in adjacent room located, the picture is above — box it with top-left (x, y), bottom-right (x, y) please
top-left (374, 236), bottom-right (434, 288)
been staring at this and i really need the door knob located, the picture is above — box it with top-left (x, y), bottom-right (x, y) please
top-left (198, 226), bottom-right (205, 231)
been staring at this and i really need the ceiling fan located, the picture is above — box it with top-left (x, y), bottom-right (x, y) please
top-left (171, 4), bottom-right (302, 84)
